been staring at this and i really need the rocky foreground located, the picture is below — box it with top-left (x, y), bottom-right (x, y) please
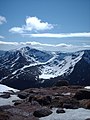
top-left (0, 82), bottom-right (90, 120)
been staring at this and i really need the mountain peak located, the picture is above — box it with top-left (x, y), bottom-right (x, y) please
top-left (0, 48), bottom-right (90, 89)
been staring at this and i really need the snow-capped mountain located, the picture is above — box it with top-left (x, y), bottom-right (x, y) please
top-left (0, 47), bottom-right (90, 89)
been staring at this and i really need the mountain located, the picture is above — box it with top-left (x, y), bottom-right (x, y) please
top-left (67, 50), bottom-right (90, 85)
top-left (0, 47), bottom-right (90, 89)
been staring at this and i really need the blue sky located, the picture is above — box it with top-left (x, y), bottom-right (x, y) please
top-left (0, 0), bottom-right (90, 51)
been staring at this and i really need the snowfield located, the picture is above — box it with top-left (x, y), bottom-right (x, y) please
top-left (0, 84), bottom-right (19, 93)
top-left (85, 86), bottom-right (90, 89)
top-left (39, 51), bottom-right (84, 79)
top-left (40, 108), bottom-right (90, 120)
top-left (0, 84), bottom-right (20, 106)
top-left (0, 95), bottom-right (21, 106)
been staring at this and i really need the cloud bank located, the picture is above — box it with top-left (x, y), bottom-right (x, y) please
top-left (0, 41), bottom-right (90, 52)
top-left (0, 16), bottom-right (7, 25)
top-left (9, 16), bottom-right (90, 39)
top-left (24, 32), bottom-right (90, 38)
top-left (9, 16), bottom-right (53, 33)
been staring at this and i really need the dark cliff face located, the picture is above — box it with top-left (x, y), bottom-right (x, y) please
top-left (67, 58), bottom-right (90, 85)
top-left (0, 47), bottom-right (90, 89)
top-left (1, 66), bottom-right (40, 90)
top-left (69, 50), bottom-right (90, 85)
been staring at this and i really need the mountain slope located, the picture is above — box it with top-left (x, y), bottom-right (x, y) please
top-left (67, 50), bottom-right (90, 85)
top-left (0, 47), bottom-right (90, 89)
top-left (39, 51), bottom-right (84, 79)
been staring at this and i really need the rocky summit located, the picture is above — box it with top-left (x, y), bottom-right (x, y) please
top-left (0, 84), bottom-right (90, 120)
top-left (0, 47), bottom-right (90, 89)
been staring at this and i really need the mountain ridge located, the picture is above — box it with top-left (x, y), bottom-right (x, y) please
top-left (0, 46), bottom-right (90, 89)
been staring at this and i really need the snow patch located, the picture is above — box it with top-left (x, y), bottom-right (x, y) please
top-left (12, 70), bottom-right (19, 75)
top-left (0, 84), bottom-right (19, 92)
top-left (62, 92), bottom-right (71, 96)
top-left (39, 51), bottom-right (84, 79)
top-left (85, 86), bottom-right (90, 89)
top-left (39, 74), bottom-right (55, 79)
top-left (40, 108), bottom-right (90, 120)
top-left (0, 95), bottom-right (21, 106)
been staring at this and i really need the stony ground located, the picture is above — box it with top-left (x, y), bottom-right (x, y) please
top-left (0, 85), bottom-right (90, 120)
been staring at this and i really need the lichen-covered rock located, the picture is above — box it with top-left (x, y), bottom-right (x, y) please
top-left (86, 102), bottom-right (90, 109)
top-left (0, 93), bottom-right (10, 99)
top-left (74, 89), bottom-right (90, 100)
top-left (63, 98), bottom-right (79, 109)
top-left (56, 108), bottom-right (65, 113)
top-left (33, 107), bottom-right (52, 117)
top-left (63, 103), bottom-right (74, 109)
top-left (18, 92), bottom-right (29, 99)
top-left (13, 100), bottom-right (22, 106)
top-left (36, 96), bottom-right (52, 106)
top-left (29, 95), bottom-right (52, 106)
top-left (0, 111), bottom-right (10, 120)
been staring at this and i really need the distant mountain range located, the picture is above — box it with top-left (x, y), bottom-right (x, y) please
top-left (0, 46), bottom-right (90, 89)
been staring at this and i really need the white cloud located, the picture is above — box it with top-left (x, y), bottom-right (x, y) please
top-left (0, 35), bottom-right (4, 39)
top-left (27, 32), bottom-right (90, 38)
top-left (0, 16), bottom-right (7, 25)
top-left (9, 16), bottom-right (90, 39)
top-left (0, 41), bottom-right (18, 45)
top-left (55, 43), bottom-right (73, 47)
top-left (0, 41), bottom-right (90, 52)
top-left (9, 27), bottom-right (24, 34)
top-left (25, 16), bottom-right (53, 31)
top-left (9, 16), bottom-right (53, 33)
